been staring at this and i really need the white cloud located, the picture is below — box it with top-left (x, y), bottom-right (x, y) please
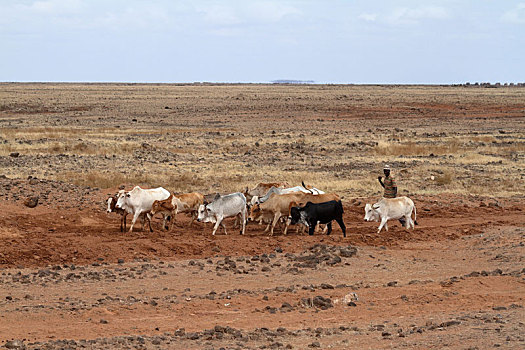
top-left (29, 0), bottom-right (84, 14)
top-left (200, 5), bottom-right (242, 26)
top-left (387, 6), bottom-right (450, 25)
top-left (95, 4), bottom-right (171, 31)
top-left (248, 1), bottom-right (301, 23)
top-left (199, 1), bottom-right (301, 27)
top-left (501, 3), bottom-right (525, 24)
top-left (358, 13), bottom-right (377, 22)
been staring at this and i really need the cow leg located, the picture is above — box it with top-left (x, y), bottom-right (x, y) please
top-left (404, 215), bottom-right (410, 229)
top-left (406, 214), bottom-right (415, 230)
top-left (377, 217), bottom-right (388, 233)
top-left (283, 218), bottom-right (291, 236)
top-left (129, 211), bottom-right (142, 233)
top-left (122, 212), bottom-right (127, 232)
top-left (271, 213), bottom-right (281, 236)
top-left (240, 209), bottom-right (246, 235)
top-left (211, 216), bottom-right (223, 236)
top-left (335, 217), bottom-right (347, 237)
top-left (120, 213), bottom-right (126, 232)
top-left (140, 213), bottom-right (151, 232)
top-left (172, 210), bottom-right (178, 228)
top-left (188, 211), bottom-right (195, 227)
top-left (162, 214), bottom-right (169, 231)
top-left (172, 212), bottom-right (178, 230)
top-left (326, 222), bottom-right (333, 235)
top-left (308, 222), bottom-right (316, 236)
top-left (301, 224), bottom-right (308, 235)
top-left (145, 212), bottom-right (153, 231)
top-left (148, 214), bottom-right (154, 232)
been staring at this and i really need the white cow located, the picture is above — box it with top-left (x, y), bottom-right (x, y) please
top-left (197, 192), bottom-right (247, 236)
top-left (251, 185), bottom-right (325, 206)
top-left (364, 197), bottom-right (417, 233)
top-left (115, 186), bottom-right (170, 232)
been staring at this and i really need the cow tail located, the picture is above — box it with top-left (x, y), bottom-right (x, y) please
top-left (413, 204), bottom-right (418, 225)
top-left (338, 200), bottom-right (344, 214)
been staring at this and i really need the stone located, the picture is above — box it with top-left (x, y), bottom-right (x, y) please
top-left (4, 340), bottom-right (26, 349)
top-left (23, 196), bottom-right (39, 208)
top-left (312, 296), bottom-right (333, 309)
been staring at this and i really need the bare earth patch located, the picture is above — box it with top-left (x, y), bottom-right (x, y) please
top-left (0, 84), bottom-right (524, 349)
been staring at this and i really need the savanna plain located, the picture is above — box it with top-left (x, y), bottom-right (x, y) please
top-left (0, 83), bottom-right (524, 349)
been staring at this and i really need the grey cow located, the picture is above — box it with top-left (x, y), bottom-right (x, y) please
top-left (197, 192), bottom-right (247, 235)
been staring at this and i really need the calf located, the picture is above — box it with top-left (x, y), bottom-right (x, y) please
top-left (364, 196), bottom-right (417, 233)
top-left (197, 192), bottom-right (247, 235)
top-left (171, 192), bottom-right (205, 227)
top-left (151, 192), bottom-right (205, 230)
top-left (106, 192), bottom-right (128, 232)
top-left (289, 200), bottom-right (346, 237)
top-left (150, 194), bottom-right (175, 230)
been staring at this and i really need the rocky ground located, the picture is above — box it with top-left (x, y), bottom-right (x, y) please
top-left (0, 177), bottom-right (523, 349)
top-left (0, 84), bottom-right (523, 349)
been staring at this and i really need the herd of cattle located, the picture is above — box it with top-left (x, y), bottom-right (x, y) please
top-left (106, 182), bottom-right (418, 236)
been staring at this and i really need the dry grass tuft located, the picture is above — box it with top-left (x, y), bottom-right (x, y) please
top-left (434, 170), bottom-right (454, 186)
top-left (374, 139), bottom-right (462, 156)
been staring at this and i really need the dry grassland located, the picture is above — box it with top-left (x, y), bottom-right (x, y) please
top-left (0, 83), bottom-right (524, 198)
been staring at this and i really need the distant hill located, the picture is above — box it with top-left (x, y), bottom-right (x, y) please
top-left (271, 80), bottom-right (315, 84)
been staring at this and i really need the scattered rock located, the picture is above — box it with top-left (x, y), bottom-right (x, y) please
top-left (312, 296), bottom-right (333, 310)
top-left (23, 196), bottom-right (39, 208)
top-left (4, 340), bottom-right (26, 349)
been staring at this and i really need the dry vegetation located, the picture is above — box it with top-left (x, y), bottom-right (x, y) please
top-left (0, 83), bottom-right (524, 198)
top-left (1, 83), bottom-right (524, 349)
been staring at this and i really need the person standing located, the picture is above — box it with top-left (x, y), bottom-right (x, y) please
top-left (378, 164), bottom-right (405, 226)
top-left (378, 164), bottom-right (397, 198)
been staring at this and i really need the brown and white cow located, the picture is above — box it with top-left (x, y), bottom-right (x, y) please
top-left (106, 191), bottom-right (128, 232)
top-left (150, 192), bottom-right (204, 230)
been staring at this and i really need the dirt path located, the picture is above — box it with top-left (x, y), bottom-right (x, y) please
top-left (0, 192), bottom-right (524, 349)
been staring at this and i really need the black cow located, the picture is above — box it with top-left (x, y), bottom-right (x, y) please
top-left (289, 200), bottom-right (346, 237)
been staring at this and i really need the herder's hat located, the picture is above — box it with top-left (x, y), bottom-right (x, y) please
top-left (383, 164), bottom-right (391, 170)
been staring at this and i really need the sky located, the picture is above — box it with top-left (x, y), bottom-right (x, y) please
top-left (0, 0), bottom-right (524, 84)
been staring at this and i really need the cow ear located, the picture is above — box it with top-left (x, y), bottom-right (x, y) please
top-left (372, 203), bottom-right (380, 209)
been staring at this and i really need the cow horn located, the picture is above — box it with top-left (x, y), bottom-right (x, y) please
top-left (302, 180), bottom-right (314, 194)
